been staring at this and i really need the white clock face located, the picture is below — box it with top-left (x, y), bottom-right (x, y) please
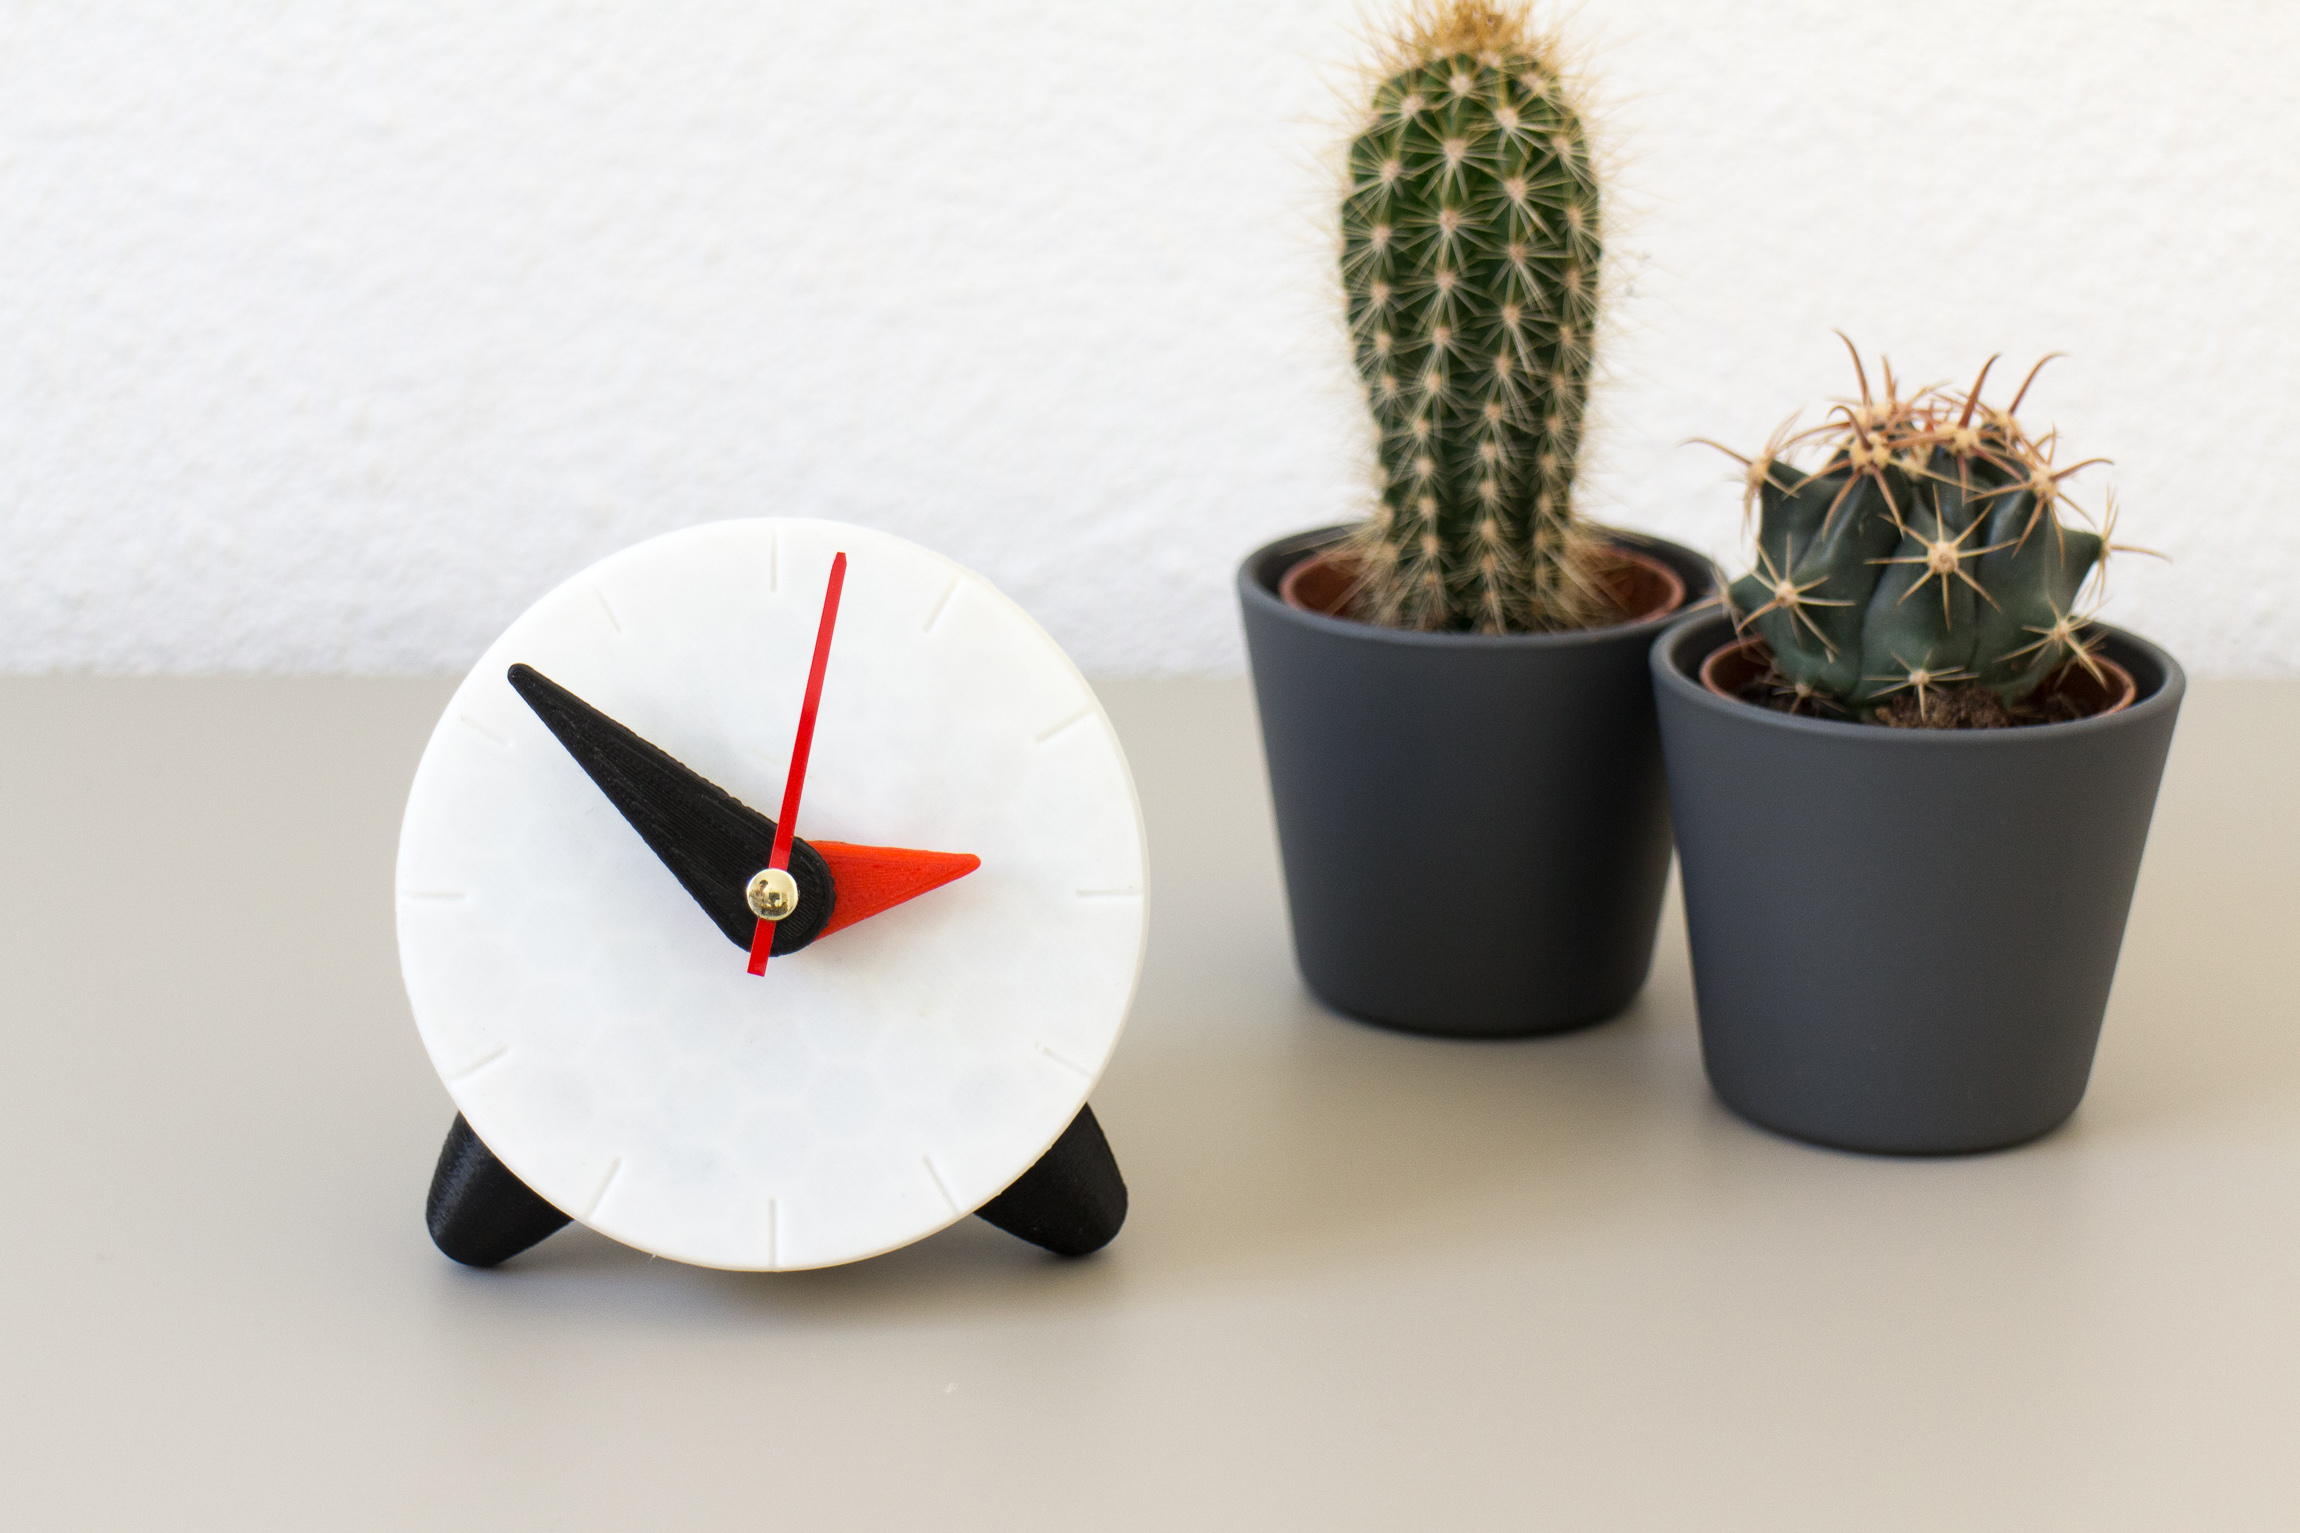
top-left (395, 519), bottom-right (1147, 1270)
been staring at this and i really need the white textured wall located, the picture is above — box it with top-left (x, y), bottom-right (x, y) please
top-left (4, 1), bottom-right (2293, 675)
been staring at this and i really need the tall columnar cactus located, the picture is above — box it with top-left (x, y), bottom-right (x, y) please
top-left (1339, 2), bottom-right (1607, 634)
top-left (1713, 342), bottom-right (2124, 720)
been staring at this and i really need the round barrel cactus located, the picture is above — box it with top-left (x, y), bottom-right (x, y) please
top-left (1711, 343), bottom-right (2127, 722)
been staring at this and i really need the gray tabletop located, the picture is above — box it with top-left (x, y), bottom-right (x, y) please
top-left (4, 676), bottom-right (2294, 1529)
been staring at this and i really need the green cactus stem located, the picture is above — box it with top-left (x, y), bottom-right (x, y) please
top-left (1708, 341), bottom-right (2129, 720)
top-left (1338, 1), bottom-right (1608, 634)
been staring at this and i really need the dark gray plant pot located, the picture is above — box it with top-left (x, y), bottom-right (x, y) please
top-left (1651, 612), bottom-right (2185, 1154)
top-left (1238, 525), bottom-right (1713, 1038)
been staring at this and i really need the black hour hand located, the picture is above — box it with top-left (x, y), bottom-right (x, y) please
top-left (506, 664), bottom-right (835, 955)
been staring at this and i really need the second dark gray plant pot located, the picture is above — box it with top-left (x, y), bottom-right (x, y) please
top-left (1239, 525), bottom-right (1713, 1038)
top-left (1652, 613), bottom-right (2185, 1154)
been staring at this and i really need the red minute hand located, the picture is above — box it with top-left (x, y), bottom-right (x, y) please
top-left (749, 551), bottom-right (847, 975)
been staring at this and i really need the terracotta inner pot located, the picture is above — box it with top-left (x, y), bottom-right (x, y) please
top-left (1277, 542), bottom-right (1686, 631)
top-left (1697, 634), bottom-right (2138, 724)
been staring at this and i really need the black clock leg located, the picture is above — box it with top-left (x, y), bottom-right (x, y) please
top-left (974, 1103), bottom-right (1127, 1257)
top-left (426, 1114), bottom-right (572, 1267)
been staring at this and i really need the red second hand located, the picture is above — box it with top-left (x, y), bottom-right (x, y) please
top-left (749, 551), bottom-right (847, 975)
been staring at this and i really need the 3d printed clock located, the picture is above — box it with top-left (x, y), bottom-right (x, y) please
top-left (396, 519), bottom-right (1146, 1270)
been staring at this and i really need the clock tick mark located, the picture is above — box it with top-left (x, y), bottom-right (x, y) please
top-left (582, 1157), bottom-right (624, 1219)
top-left (590, 583), bottom-right (624, 635)
top-left (448, 1044), bottom-right (510, 1082)
top-left (922, 1155), bottom-right (961, 1215)
top-left (1034, 707), bottom-right (1093, 745)
top-left (923, 577), bottom-right (961, 633)
top-left (767, 1198), bottom-right (779, 1266)
top-left (1074, 888), bottom-right (1141, 899)
top-left (767, 529), bottom-right (779, 593)
top-left (1036, 1042), bottom-right (1093, 1078)
top-left (458, 714), bottom-right (510, 749)
top-left (403, 889), bottom-right (468, 902)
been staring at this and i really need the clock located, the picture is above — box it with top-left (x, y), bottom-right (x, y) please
top-left (395, 519), bottom-right (1147, 1271)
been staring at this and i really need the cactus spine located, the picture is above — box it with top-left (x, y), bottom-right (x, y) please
top-left (1339, 2), bottom-right (1607, 634)
top-left (1713, 342), bottom-right (2124, 721)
